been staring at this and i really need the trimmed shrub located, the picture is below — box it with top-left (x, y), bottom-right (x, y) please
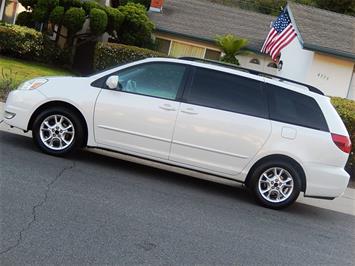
top-left (0, 23), bottom-right (43, 59)
top-left (60, 0), bottom-right (82, 10)
top-left (32, 7), bottom-right (49, 22)
top-left (90, 8), bottom-right (108, 35)
top-left (118, 3), bottom-right (154, 47)
top-left (49, 6), bottom-right (65, 25)
top-left (63, 7), bottom-right (86, 35)
top-left (16, 11), bottom-right (35, 28)
top-left (105, 7), bottom-right (124, 35)
top-left (93, 42), bottom-right (166, 71)
top-left (119, 0), bottom-right (151, 9)
top-left (331, 97), bottom-right (355, 168)
top-left (37, 0), bottom-right (59, 10)
top-left (83, 1), bottom-right (101, 15)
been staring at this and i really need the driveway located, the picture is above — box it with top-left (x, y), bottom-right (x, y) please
top-left (1, 126), bottom-right (355, 265)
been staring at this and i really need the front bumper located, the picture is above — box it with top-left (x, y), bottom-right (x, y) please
top-left (304, 162), bottom-right (350, 198)
top-left (3, 89), bottom-right (46, 131)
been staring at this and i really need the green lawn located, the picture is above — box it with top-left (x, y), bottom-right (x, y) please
top-left (0, 56), bottom-right (73, 86)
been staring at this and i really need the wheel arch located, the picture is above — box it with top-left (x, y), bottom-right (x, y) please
top-left (244, 154), bottom-right (306, 192)
top-left (28, 100), bottom-right (88, 147)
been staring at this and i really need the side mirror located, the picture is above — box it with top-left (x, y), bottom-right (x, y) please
top-left (106, 75), bottom-right (119, 90)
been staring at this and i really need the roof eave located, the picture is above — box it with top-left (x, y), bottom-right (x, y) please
top-left (303, 43), bottom-right (355, 61)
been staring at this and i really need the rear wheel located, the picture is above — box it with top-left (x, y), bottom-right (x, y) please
top-left (32, 107), bottom-right (84, 156)
top-left (250, 161), bottom-right (302, 209)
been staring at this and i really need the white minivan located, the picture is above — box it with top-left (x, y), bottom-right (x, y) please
top-left (3, 57), bottom-right (351, 209)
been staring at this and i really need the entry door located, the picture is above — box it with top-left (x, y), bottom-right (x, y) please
top-left (169, 67), bottom-right (271, 176)
top-left (94, 62), bottom-right (187, 160)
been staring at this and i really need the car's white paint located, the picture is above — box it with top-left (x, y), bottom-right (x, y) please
top-left (3, 58), bottom-right (350, 199)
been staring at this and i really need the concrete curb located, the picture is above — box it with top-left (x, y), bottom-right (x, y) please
top-left (1, 102), bottom-right (354, 215)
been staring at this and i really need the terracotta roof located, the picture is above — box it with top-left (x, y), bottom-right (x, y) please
top-left (148, 0), bottom-right (275, 52)
top-left (288, 2), bottom-right (355, 60)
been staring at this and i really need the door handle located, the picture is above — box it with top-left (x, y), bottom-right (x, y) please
top-left (159, 104), bottom-right (176, 111)
top-left (181, 108), bottom-right (198, 115)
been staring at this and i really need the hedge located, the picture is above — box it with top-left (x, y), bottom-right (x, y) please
top-left (0, 23), bottom-right (69, 65)
top-left (331, 97), bottom-right (355, 168)
top-left (93, 42), bottom-right (166, 71)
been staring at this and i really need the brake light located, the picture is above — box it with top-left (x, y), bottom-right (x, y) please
top-left (331, 133), bottom-right (352, 154)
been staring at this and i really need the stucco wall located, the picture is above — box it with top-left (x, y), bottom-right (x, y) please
top-left (306, 53), bottom-right (355, 98)
top-left (278, 37), bottom-right (314, 82)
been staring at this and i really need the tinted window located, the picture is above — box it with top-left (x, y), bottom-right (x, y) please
top-left (115, 63), bottom-right (186, 100)
top-left (266, 84), bottom-right (328, 131)
top-left (185, 67), bottom-right (268, 118)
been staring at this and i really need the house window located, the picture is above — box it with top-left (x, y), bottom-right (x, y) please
top-left (250, 58), bottom-right (260, 65)
top-left (205, 49), bottom-right (221, 60)
top-left (156, 38), bottom-right (171, 54)
top-left (169, 41), bottom-right (205, 58)
top-left (267, 62), bottom-right (278, 68)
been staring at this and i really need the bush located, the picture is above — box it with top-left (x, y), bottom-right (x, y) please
top-left (93, 42), bottom-right (165, 71)
top-left (83, 1), bottom-right (101, 15)
top-left (0, 23), bottom-right (69, 65)
top-left (105, 7), bottom-right (124, 35)
top-left (118, 3), bottom-right (154, 47)
top-left (32, 7), bottom-right (49, 22)
top-left (331, 97), bottom-right (355, 168)
top-left (119, 0), bottom-right (151, 9)
top-left (0, 23), bottom-right (43, 59)
top-left (16, 11), bottom-right (35, 28)
top-left (49, 6), bottom-right (65, 25)
top-left (63, 7), bottom-right (86, 35)
top-left (90, 8), bottom-right (108, 35)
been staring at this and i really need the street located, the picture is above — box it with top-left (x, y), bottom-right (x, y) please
top-left (1, 130), bottom-right (355, 265)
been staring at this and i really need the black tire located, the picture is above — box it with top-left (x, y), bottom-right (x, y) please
top-left (249, 160), bottom-right (302, 209)
top-left (32, 107), bottom-right (84, 156)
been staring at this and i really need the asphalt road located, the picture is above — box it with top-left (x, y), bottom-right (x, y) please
top-left (1, 131), bottom-right (355, 265)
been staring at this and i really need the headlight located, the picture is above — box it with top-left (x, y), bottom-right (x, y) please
top-left (18, 78), bottom-right (48, 90)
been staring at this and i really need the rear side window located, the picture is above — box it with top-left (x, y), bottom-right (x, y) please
top-left (184, 67), bottom-right (268, 118)
top-left (266, 84), bottom-right (329, 131)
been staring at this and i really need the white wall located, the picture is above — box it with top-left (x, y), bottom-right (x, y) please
top-left (238, 54), bottom-right (278, 75)
top-left (306, 53), bottom-right (355, 98)
top-left (278, 37), bottom-right (314, 82)
top-left (348, 71), bottom-right (355, 100)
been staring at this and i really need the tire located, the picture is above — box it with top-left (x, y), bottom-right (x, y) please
top-left (249, 160), bottom-right (302, 209)
top-left (32, 107), bottom-right (84, 156)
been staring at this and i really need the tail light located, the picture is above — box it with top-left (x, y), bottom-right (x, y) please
top-left (331, 133), bottom-right (352, 154)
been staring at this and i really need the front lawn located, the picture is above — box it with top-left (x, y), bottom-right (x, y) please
top-left (0, 56), bottom-right (73, 100)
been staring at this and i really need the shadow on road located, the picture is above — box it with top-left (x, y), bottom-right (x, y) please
top-left (1, 130), bottom-right (353, 220)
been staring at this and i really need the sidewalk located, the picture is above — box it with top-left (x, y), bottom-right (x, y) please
top-left (1, 102), bottom-right (354, 215)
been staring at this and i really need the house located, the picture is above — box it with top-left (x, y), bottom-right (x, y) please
top-left (279, 2), bottom-right (355, 99)
top-left (0, 0), bottom-right (26, 24)
top-left (148, 0), bottom-right (355, 100)
top-left (149, 0), bottom-right (279, 75)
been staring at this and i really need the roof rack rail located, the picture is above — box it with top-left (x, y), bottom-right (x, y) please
top-left (179, 57), bottom-right (324, 95)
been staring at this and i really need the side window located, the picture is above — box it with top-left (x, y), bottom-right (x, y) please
top-left (184, 67), bottom-right (268, 118)
top-left (266, 84), bottom-right (329, 131)
top-left (115, 63), bottom-right (186, 100)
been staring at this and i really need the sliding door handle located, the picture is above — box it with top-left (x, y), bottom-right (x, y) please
top-left (181, 108), bottom-right (198, 115)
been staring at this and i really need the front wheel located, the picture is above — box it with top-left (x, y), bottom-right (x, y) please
top-left (250, 161), bottom-right (302, 209)
top-left (32, 107), bottom-right (84, 156)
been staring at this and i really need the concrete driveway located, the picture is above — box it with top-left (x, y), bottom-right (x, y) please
top-left (1, 124), bottom-right (355, 265)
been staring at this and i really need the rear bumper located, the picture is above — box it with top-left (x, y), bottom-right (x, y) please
top-left (304, 162), bottom-right (350, 198)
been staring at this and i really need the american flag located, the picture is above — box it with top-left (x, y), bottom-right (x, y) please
top-left (261, 9), bottom-right (297, 61)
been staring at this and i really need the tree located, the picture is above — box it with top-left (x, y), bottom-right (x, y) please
top-left (119, 0), bottom-right (151, 10)
top-left (62, 7), bottom-right (86, 36)
top-left (215, 34), bottom-right (250, 65)
top-left (118, 3), bottom-right (154, 47)
top-left (314, 0), bottom-right (355, 15)
top-left (90, 8), bottom-right (108, 35)
top-left (105, 7), bottom-right (124, 37)
top-left (49, 6), bottom-right (65, 25)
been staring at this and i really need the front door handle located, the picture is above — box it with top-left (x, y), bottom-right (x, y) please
top-left (181, 108), bottom-right (198, 115)
top-left (159, 104), bottom-right (176, 111)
